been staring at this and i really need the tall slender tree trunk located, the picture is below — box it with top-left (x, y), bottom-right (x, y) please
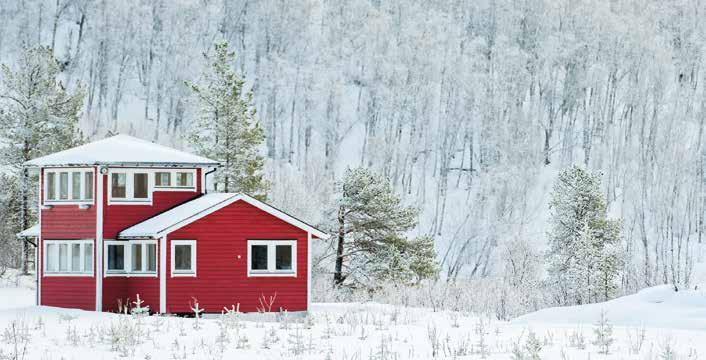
top-left (21, 139), bottom-right (30, 275)
top-left (333, 205), bottom-right (345, 285)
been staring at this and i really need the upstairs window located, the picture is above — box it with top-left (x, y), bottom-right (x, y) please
top-left (109, 170), bottom-right (151, 203)
top-left (44, 169), bottom-right (94, 204)
top-left (155, 172), bottom-right (171, 187)
top-left (134, 173), bottom-right (148, 198)
top-left (111, 173), bottom-right (126, 198)
top-left (176, 172), bottom-right (194, 187)
top-left (247, 240), bottom-right (296, 277)
top-left (44, 240), bottom-right (94, 276)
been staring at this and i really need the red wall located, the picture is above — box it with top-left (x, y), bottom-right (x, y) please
top-left (40, 167), bottom-right (202, 312)
top-left (165, 201), bottom-right (309, 313)
top-left (101, 168), bottom-right (200, 311)
top-left (40, 167), bottom-right (98, 310)
top-left (102, 168), bottom-right (202, 239)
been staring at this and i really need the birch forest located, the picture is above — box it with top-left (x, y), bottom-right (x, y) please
top-left (1, 0), bottom-right (705, 315)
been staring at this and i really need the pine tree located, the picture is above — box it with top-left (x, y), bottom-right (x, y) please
top-left (187, 41), bottom-right (268, 199)
top-left (332, 167), bottom-right (438, 288)
top-left (0, 46), bottom-right (84, 274)
top-left (546, 166), bottom-right (623, 305)
top-left (592, 310), bottom-right (614, 355)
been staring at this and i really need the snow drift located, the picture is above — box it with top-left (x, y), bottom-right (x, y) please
top-left (513, 285), bottom-right (706, 330)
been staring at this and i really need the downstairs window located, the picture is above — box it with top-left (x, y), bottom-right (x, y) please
top-left (247, 240), bottom-right (296, 277)
top-left (44, 240), bottom-right (94, 276)
top-left (104, 240), bottom-right (157, 276)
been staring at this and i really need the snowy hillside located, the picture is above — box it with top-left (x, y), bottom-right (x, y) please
top-left (2, 0), bottom-right (705, 295)
top-left (0, 277), bottom-right (705, 359)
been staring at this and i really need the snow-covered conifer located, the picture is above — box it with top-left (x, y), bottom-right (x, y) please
top-left (186, 41), bottom-right (268, 199)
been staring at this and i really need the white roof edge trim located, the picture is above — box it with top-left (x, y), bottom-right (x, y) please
top-left (26, 162), bottom-right (221, 168)
top-left (17, 224), bottom-right (40, 238)
top-left (119, 194), bottom-right (329, 240)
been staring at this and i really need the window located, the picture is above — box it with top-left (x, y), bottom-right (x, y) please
top-left (107, 244), bottom-right (125, 272)
top-left (171, 240), bottom-right (196, 276)
top-left (85, 172), bottom-right (93, 200)
top-left (46, 173), bottom-right (56, 200)
top-left (133, 173), bottom-right (148, 198)
top-left (247, 240), bottom-right (296, 277)
top-left (155, 172), bottom-right (171, 187)
top-left (104, 240), bottom-right (157, 276)
top-left (109, 170), bottom-right (155, 203)
top-left (176, 172), bottom-right (194, 187)
top-left (44, 240), bottom-right (94, 276)
top-left (71, 173), bottom-right (81, 200)
top-left (44, 169), bottom-right (94, 204)
top-left (59, 172), bottom-right (69, 200)
top-left (111, 173), bottom-right (126, 198)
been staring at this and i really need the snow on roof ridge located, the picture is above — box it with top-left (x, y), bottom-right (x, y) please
top-left (119, 192), bottom-right (328, 239)
top-left (25, 133), bottom-right (219, 166)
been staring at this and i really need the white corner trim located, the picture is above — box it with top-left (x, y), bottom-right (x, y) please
top-left (307, 232), bottom-right (312, 311)
top-left (95, 167), bottom-right (104, 312)
top-left (159, 235), bottom-right (167, 313)
top-left (246, 240), bottom-right (297, 277)
top-left (37, 173), bottom-right (42, 306)
top-left (170, 240), bottom-right (196, 277)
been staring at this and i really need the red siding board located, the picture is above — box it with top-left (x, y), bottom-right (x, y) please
top-left (166, 201), bottom-right (309, 313)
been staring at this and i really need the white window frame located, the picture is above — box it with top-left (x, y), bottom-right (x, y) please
top-left (43, 239), bottom-right (94, 277)
top-left (171, 240), bottom-right (196, 277)
top-left (43, 168), bottom-right (95, 205)
top-left (153, 169), bottom-right (198, 191)
top-left (103, 240), bottom-right (158, 277)
top-left (108, 168), bottom-right (198, 205)
top-left (108, 169), bottom-right (153, 205)
top-left (247, 240), bottom-right (297, 277)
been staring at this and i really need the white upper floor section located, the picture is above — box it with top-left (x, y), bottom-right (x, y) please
top-left (25, 134), bottom-right (219, 167)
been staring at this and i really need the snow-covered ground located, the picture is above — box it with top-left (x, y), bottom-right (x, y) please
top-left (0, 273), bottom-right (705, 359)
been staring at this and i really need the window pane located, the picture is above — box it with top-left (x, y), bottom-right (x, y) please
top-left (134, 173), bottom-right (148, 198)
top-left (58, 244), bottom-right (68, 271)
top-left (84, 243), bottom-right (93, 273)
top-left (111, 173), bottom-right (126, 198)
top-left (85, 172), bottom-right (93, 200)
top-left (174, 245), bottom-right (192, 271)
top-left (251, 245), bottom-right (268, 270)
top-left (71, 244), bottom-right (81, 271)
top-left (176, 172), bottom-right (193, 187)
top-left (46, 244), bottom-right (57, 272)
top-left (107, 245), bottom-right (124, 270)
top-left (59, 172), bottom-right (69, 200)
top-left (155, 172), bottom-right (171, 186)
top-left (131, 243), bottom-right (143, 271)
top-left (147, 244), bottom-right (157, 272)
top-left (275, 245), bottom-right (292, 270)
top-left (71, 172), bottom-right (81, 200)
top-left (46, 173), bottom-right (56, 200)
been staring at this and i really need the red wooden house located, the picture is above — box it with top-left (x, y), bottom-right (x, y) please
top-left (21, 134), bottom-right (327, 313)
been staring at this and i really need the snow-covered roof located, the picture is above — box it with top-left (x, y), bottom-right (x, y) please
top-left (17, 224), bottom-right (39, 238)
top-left (118, 193), bottom-right (328, 239)
top-left (24, 134), bottom-right (219, 167)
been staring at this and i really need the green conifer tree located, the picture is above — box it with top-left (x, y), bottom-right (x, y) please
top-left (187, 41), bottom-right (268, 199)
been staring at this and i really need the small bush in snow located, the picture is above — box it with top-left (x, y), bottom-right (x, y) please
top-left (190, 298), bottom-right (204, 330)
top-left (660, 337), bottom-right (677, 360)
top-left (568, 328), bottom-right (586, 350)
top-left (627, 326), bottom-right (647, 354)
top-left (592, 310), bottom-right (615, 355)
top-left (1, 319), bottom-right (30, 360)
